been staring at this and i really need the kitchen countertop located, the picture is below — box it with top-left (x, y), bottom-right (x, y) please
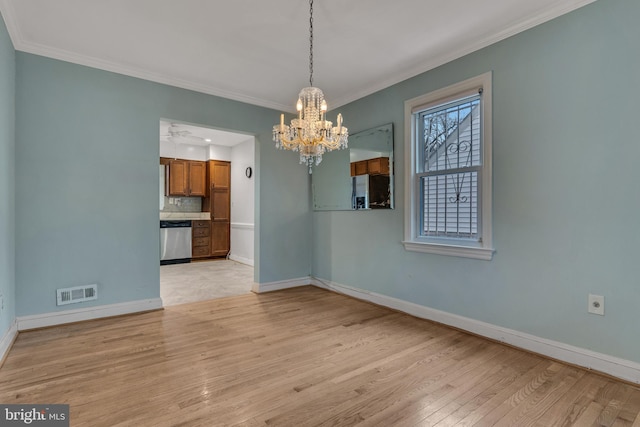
top-left (160, 212), bottom-right (210, 220)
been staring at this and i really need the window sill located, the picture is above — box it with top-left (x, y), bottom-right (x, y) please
top-left (402, 240), bottom-right (494, 260)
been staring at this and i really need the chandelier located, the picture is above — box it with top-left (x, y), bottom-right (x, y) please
top-left (272, 0), bottom-right (348, 173)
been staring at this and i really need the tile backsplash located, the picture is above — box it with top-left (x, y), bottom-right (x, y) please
top-left (161, 196), bottom-right (202, 212)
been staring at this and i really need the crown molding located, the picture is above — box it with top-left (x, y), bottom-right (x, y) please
top-left (0, 0), bottom-right (21, 47)
top-left (17, 40), bottom-right (292, 112)
top-left (330, 0), bottom-right (599, 109)
top-left (0, 0), bottom-right (598, 112)
top-left (0, 0), bottom-right (291, 112)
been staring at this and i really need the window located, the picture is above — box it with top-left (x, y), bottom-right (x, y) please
top-left (404, 72), bottom-right (493, 260)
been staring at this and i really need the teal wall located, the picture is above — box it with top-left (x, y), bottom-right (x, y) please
top-left (313, 0), bottom-right (640, 363)
top-left (5, 0), bottom-right (639, 366)
top-left (0, 14), bottom-right (15, 337)
top-left (15, 53), bottom-right (311, 316)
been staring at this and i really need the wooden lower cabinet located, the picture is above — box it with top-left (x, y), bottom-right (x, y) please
top-left (191, 220), bottom-right (211, 259)
top-left (211, 221), bottom-right (230, 257)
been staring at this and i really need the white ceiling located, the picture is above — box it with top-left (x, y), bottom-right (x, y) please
top-left (160, 120), bottom-right (253, 147)
top-left (0, 0), bottom-right (596, 113)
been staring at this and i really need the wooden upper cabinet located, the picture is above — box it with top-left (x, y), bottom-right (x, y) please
top-left (354, 160), bottom-right (368, 176)
top-left (164, 159), bottom-right (206, 197)
top-left (367, 157), bottom-right (389, 176)
top-left (188, 161), bottom-right (206, 196)
top-left (166, 160), bottom-right (188, 196)
top-left (211, 161), bottom-right (231, 189)
top-left (350, 157), bottom-right (390, 177)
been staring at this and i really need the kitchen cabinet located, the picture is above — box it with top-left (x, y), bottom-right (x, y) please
top-left (203, 160), bottom-right (231, 257)
top-left (367, 157), bottom-right (389, 176)
top-left (164, 159), bottom-right (206, 197)
top-left (211, 221), bottom-right (230, 257)
top-left (191, 220), bottom-right (211, 259)
top-left (350, 157), bottom-right (390, 177)
top-left (354, 160), bottom-right (368, 176)
top-left (165, 159), bottom-right (187, 195)
top-left (188, 162), bottom-right (206, 196)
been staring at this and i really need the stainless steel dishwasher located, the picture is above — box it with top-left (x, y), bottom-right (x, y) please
top-left (160, 220), bottom-right (192, 265)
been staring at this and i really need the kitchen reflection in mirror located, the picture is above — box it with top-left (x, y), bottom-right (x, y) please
top-left (312, 123), bottom-right (393, 211)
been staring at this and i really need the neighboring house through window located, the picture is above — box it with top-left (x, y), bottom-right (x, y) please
top-left (404, 72), bottom-right (494, 260)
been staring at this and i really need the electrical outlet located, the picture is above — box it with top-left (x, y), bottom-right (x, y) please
top-left (588, 294), bottom-right (604, 316)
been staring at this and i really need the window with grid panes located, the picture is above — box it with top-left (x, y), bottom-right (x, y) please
top-left (419, 95), bottom-right (480, 239)
top-left (403, 73), bottom-right (494, 260)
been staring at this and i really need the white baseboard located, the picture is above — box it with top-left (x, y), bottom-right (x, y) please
top-left (229, 254), bottom-right (254, 267)
top-left (16, 298), bottom-right (163, 331)
top-left (252, 277), bottom-right (312, 293)
top-left (312, 278), bottom-right (640, 384)
top-left (0, 320), bottom-right (18, 365)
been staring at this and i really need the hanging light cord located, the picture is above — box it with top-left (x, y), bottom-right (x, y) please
top-left (309, 0), bottom-right (314, 87)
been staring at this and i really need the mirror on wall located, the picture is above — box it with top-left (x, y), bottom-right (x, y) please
top-left (312, 123), bottom-right (394, 211)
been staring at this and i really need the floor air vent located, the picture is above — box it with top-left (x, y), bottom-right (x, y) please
top-left (56, 284), bottom-right (98, 306)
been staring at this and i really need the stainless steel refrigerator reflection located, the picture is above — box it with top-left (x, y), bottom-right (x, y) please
top-left (352, 174), bottom-right (369, 210)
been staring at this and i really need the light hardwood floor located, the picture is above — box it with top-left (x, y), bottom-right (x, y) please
top-left (1, 286), bottom-right (639, 426)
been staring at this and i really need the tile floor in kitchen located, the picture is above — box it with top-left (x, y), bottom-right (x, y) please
top-left (160, 259), bottom-right (254, 306)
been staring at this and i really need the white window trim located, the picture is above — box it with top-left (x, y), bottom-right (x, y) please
top-left (403, 72), bottom-right (494, 260)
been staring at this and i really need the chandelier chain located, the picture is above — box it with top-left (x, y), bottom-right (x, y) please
top-left (309, 0), bottom-right (314, 87)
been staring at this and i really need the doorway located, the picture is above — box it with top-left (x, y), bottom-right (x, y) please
top-left (159, 119), bottom-right (256, 306)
